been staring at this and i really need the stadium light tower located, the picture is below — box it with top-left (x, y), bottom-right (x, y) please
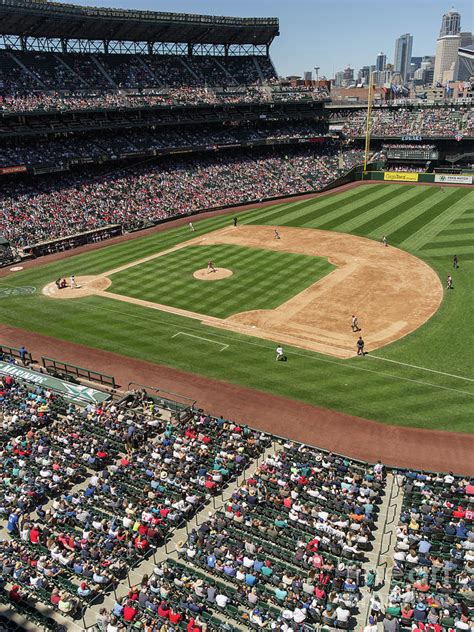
top-left (363, 70), bottom-right (374, 174)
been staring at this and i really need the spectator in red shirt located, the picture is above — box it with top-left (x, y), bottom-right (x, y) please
top-left (157, 601), bottom-right (170, 619)
top-left (123, 600), bottom-right (138, 622)
top-left (29, 525), bottom-right (41, 544)
top-left (169, 609), bottom-right (182, 625)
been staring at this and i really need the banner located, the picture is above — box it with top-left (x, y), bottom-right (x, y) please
top-left (434, 174), bottom-right (472, 185)
top-left (0, 165), bottom-right (27, 175)
top-left (0, 361), bottom-right (110, 405)
top-left (384, 172), bottom-right (419, 182)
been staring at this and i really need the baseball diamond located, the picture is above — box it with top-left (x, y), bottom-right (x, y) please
top-left (1, 183), bottom-right (473, 432)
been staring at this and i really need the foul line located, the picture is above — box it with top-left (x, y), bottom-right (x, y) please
top-left (172, 331), bottom-right (228, 352)
top-left (369, 354), bottom-right (474, 383)
top-left (90, 304), bottom-right (474, 398)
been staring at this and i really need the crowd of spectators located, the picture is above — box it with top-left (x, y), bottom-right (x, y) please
top-left (385, 165), bottom-right (429, 173)
top-left (384, 471), bottom-right (474, 632)
top-left (0, 145), bottom-right (365, 247)
top-left (0, 85), bottom-right (328, 113)
top-left (341, 107), bottom-right (473, 138)
top-left (0, 378), bottom-right (270, 628)
top-left (1, 366), bottom-right (473, 631)
top-left (91, 442), bottom-right (385, 631)
top-left (0, 49), bottom-right (330, 113)
top-left (0, 121), bottom-right (328, 169)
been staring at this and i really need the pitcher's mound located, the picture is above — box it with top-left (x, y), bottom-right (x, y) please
top-left (43, 275), bottom-right (111, 299)
top-left (193, 268), bottom-right (233, 281)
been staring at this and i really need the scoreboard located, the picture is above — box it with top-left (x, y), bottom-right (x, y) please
top-left (385, 147), bottom-right (439, 161)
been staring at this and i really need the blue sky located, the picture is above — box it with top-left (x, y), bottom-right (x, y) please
top-left (64, 0), bottom-right (473, 78)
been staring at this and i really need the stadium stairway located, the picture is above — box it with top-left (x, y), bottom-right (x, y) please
top-left (79, 442), bottom-right (278, 629)
top-left (213, 58), bottom-right (238, 85)
top-left (356, 472), bottom-right (405, 631)
top-left (179, 57), bottom-right (200, 82)
top-left (134, 54), bottom-right (163, 86)
top-left (90, 55), bottom-right (116, 87)
top-left (53, 54), bottom-right (90, 88)
top-left (252, 57), bottom-right (266, 83)
top-left (7, 52), bottom-right (46, 89)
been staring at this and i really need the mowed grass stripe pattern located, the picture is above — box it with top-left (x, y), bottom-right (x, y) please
top-left (108, 244), bottom-right (334, 318)
top-left (1, 184), bottom-right (473, 432)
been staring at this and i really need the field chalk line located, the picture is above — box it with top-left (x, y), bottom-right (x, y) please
top-left (92, 305), bottom-right (472, 398)
top-left (172, 331), bottom-right (228, 352)
top-left (369, 355), bottom-right (474, 383)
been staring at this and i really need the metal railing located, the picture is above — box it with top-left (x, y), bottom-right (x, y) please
top-left (0, 344), bottom-right (33, 364)
top-left (42, 356), bottom-right (116, 388)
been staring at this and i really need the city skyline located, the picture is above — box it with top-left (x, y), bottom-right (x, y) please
top-left (58, 0), bottom-right (473, 78)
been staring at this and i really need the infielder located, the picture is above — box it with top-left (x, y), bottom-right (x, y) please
top-left (274, 229), bottom-right (281, 240)
top-left (276, 345), bottom-right (285, 361)
top-left (351, 315), bottom-right (360, 332)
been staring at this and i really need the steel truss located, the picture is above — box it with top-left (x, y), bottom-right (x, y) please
top-left (0, 36), bottom-right (269, 58)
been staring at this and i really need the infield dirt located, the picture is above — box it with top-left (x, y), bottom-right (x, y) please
top-left (42, 225), bottom-right (443, 358)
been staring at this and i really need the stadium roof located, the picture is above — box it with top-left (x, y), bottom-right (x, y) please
top-left (0, 0), bottom-right (279, 45)
top-left (459, 44), bottom-right (474, 60)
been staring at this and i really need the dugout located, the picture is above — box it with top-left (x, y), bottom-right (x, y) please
top-left (120, 383), bottom-right (196, 422)
top-left (0, 235), bottom-right (15, 267)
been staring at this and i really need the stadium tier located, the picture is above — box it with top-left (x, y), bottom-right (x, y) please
top-left (0, 361), bottom-right (472, 631)
top-left (0, 144), bottom-right (368, 249)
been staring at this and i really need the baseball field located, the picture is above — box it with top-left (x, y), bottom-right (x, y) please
top-left (1, 182), bottom-right (473, 433)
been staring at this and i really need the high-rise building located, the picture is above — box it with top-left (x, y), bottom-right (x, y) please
top-left (439, 9), bottom-right (461, 37)
top-left (334, 71), bottom-right (345, 88)
top-left (433, 34), bottom-right (462, 84)
top-left (376, 52), bottom-right (386, 72)
top-left (433, 10), bottom-right (472, 84)
top-left (358, 65), bottom-right (371, 85)
top-left (343, 66), bottom-right (354, 84)
top-left (394, 33), bottom-right (413, 83)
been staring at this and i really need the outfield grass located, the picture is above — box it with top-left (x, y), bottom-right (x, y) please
top-left (108, 244), bottom-right (333, 318)
top-left (1, 183), bottom-right (473, 432)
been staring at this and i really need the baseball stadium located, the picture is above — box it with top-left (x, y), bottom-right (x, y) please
top-left (0, 1), bottom-right (473, 631)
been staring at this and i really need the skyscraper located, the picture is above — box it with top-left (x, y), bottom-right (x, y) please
top-left (376, 52), bottom-right (386, 72)
top-left (394, 34), bottom-right (413, 83)
top-left (433, 10), bottom-right (464, 85)
top-left (439, 9), bottom-right (461, 37)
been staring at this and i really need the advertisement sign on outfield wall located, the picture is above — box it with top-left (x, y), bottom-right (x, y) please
top-left (434, 174), bottom-right (473, 185)
top-left (383, 172), bottom-right (419, 182)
